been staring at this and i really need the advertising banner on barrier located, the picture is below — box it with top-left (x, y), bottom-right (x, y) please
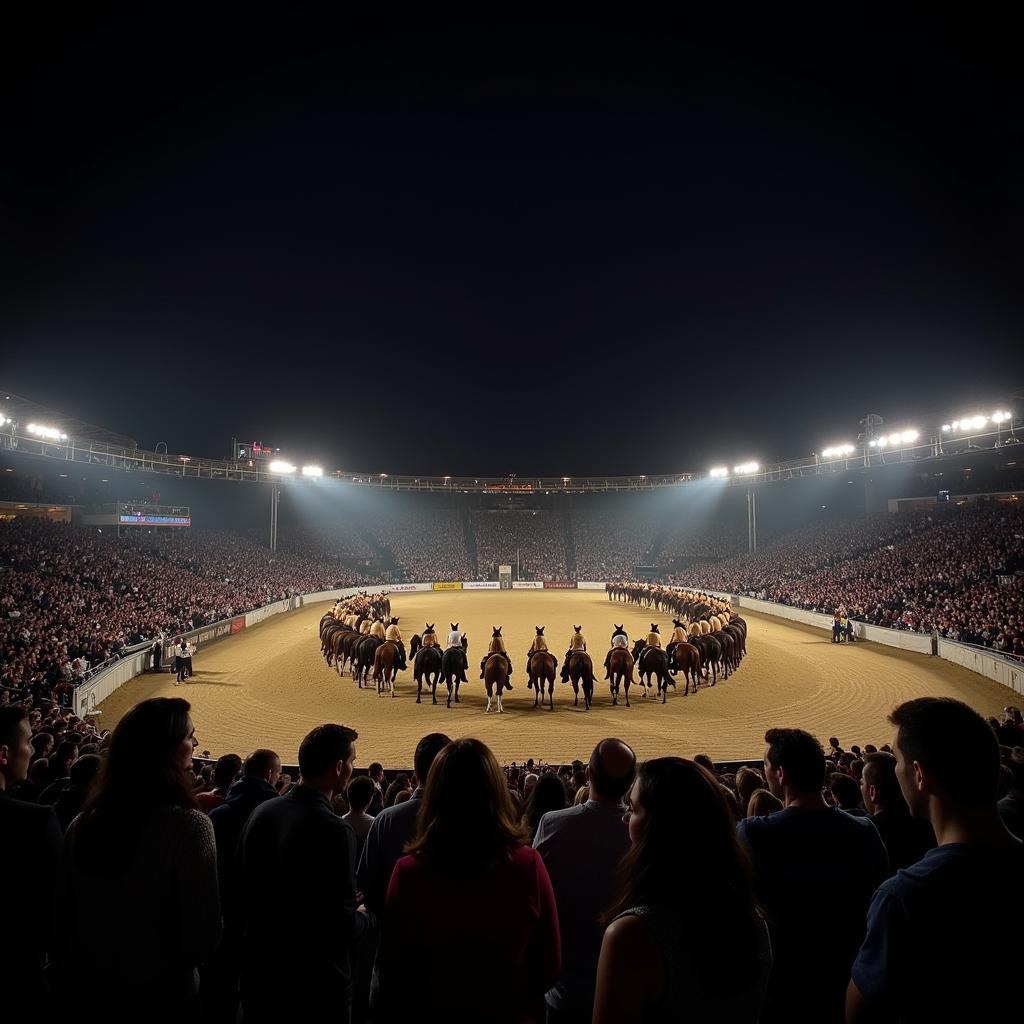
top-left (388, 583), bottom-right (433, 592)
top-left (512, 581), bottom-right (544, 589)
top-left (463, 581), bottom-right (500, 590)
top-left (231, 616), bottom-right (246, 634)
top-left (543, 580), bottom-right (578, 589)
top-left (432, 581), bottom-right (464, 591)
top-left (576, 581), bottom-right (607, 590)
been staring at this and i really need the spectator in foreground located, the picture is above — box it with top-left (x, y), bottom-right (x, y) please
top-left (52, 752), bottom-right (102, 832)
top-left (829, 771), bottom-right (870, 815)
top-left (523, 771), bottom-right (569, 840)
top-left (378, 738), bottom-right (560, 1024)
top-left (342, 775), bottom-right (376, 856)
top-left (238, 725), bottom-right (370, 1023)
top-left (197, 752), bottom-right (243, 812)
top-left (997, 746), bottom-right (1024, 838)
top-left (593, 758), bottom-right (770, 1024)
top-left (0, 706), bottom-right (63, 1004)
top-left (738, 728), bottom-right (888, 1024)
top-left (860, 751), bottom-right (935, 871)
top-left (747, 788), bottom-right (783, 817)
top-left (51, 698), bottom-right (221, 1021)
top-left (847, 698), bottom-right (1024, 1023)
top-left (533, 738), bottom-right (636, 1024)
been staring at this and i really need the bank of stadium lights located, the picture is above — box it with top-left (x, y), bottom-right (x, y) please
top-left (821, 444), bottom-right (856, 459)
top-left (733, 462), bottom-right (760, 475)
top-left (27, 422), bottom-right (68, 441)
top-left (268, 459), bottom-right (296, 475)
top-left (709, 466), bottom-right (729, 478)
top-left (942, 411), bottom-right (1011, 433)
top-left (868, 429), bottom-right (919, 449)
top-left (301, 465), bottom-right (323, 477)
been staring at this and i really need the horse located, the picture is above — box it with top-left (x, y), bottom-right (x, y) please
top-left (607, 647), bottom-right (634, 707)
top-left (691, 633), bottom-right (723, 686)
top-left (373, 640), bottom-right (400, 697)
top-left (565, 651), bottom-right (597, 711)
top-left (483, 628), bottom-right (511, 714)
top-left (441, 633), bottom-right (470, 708)
top-left (413, 644), bottom-right (443, 704)
top-left (352, 635), bottom-right (382, 689)
top-left (669, 640), bottom-right (703, 696)
top-left (631, 638), bottom-right (672, 703)
top-left (528, 650), bottom-right (558, 710)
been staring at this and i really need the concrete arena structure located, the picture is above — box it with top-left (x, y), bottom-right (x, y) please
top-left (95, 591), bottom-right (1013, 767)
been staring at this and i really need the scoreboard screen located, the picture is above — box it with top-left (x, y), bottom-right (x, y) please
top-left (119, 514), bottom-right (192, 527)
top-left (237, 441), bottom-right (280, 462)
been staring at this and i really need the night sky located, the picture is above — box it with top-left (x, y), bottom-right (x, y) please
top-left (2, 11), bottom-right (1021, 476)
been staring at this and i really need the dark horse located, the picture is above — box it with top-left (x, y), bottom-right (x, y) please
top-left (352, 634), bottom-right (382, 689)
top-left (565, 651), bottom-right (597, 711)
top-left (607, 647), bottom-right (635, 707)
top-left (441, 634), bottom-right (470, 708)
top-left (528, 651), bottom-right (558, 710)
top-left (631, 639), bottom-right (672, 703)
top-left (412, 644), bottom-right (443, 704)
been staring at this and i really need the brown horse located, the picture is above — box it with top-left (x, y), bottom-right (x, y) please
top-left (373, 640), bottom-right (400, 697)
top-left (607, 647), bottom-right (635, 707)
top-left (528, 651), bottom-right (558, 710)
top-left (483, 628), bottom-right (511, 713)
top-left (566, 651), bottom-right (597, 710)
top-left (669, 640), bottom-right (703, 696)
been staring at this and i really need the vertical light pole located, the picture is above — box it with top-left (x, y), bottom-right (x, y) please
top-left (746, 488), bottom-right (758, 553)
top-left (270, 484), bottom-right (279, 552)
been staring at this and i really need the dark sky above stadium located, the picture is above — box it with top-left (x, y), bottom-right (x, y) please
top-left (2, 10), bottom-right (1021, 477)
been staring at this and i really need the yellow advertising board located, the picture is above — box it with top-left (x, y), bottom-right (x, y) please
top-left (431, 581), bottom-right (464, 591)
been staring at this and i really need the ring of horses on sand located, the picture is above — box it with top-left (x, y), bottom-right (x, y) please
top-left (96, 591), bottom-right (1012, 766)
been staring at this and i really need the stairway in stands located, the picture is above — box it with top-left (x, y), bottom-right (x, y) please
top-left (562, 510), bottom-right (576, 578)
top-left (461, 507), bottom-right (479, 576)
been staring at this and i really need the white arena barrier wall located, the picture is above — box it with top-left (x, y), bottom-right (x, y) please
top-left (937, 639), bottom-right (1024, 696)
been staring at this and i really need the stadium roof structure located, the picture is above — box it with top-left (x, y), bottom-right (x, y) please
top-left (0, 386), bottom-right (1020, 492)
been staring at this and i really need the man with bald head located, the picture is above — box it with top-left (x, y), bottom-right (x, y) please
top-left (533, 738), bottom-right (636, 1024)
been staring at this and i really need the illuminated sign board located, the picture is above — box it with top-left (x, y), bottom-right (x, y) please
top-left (119, 514), bottom-right (192, 527)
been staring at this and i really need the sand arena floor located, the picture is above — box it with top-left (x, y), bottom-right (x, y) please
top-left (97, 591), bottom-right (1013, 767)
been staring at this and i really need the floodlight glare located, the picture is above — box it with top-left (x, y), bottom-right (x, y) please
top-left (27, 423), bottom-right (68, 441)
top-left (733, 461), bottom-right (760, 475)
top-left (822, 444), bottom-right (855, 459)
top-left (709, 466), bottom-right (729, 478)
top-left (301, 465), bottom-right (323, 477)
top-left (942, 424), bottom-right (951, 432)
top-left (992, 410), bottom-right (1011, 423)
top-left (268, 460), bottom-right (296, 474)
top-left (900, 430), bottom-right (919, 443)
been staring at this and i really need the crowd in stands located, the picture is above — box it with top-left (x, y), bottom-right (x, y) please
top-left (682, 504), bottom-right (1024, 654)
top-left (472, 510), bottom-right (568, 580)
top-left (572, 511), bottom-right (654, 581)
top-left (276, 523), bottom-right (376, 563)
top-left (659, 520), bottom-right (752, 562)
top-left (2, 696), bottom-right (1021, 1022)
top-left (369, 509), bottom-right (472, 582)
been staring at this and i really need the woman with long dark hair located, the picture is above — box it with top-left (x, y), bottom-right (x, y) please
top-left (377, 737), bottom-right (560, 1023)
top-left (523, 771), bottom-right (569, 839)
top-left (592, 757), bottom-right (771, 1023)
top-left (52, 698), bottom-right (221, 1020)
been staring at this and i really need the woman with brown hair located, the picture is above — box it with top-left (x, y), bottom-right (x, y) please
top-left (51, 697), bottom-right (221, 1021)
top-left (377, 737), bottom-right (560, 1023)
top-left (592, 757), bottom-right (771, 1023)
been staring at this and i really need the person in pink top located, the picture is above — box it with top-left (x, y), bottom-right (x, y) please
top-left (378, 737), bottom-right (561, 1024)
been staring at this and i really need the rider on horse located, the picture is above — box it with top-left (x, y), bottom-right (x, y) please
top-left (384, 616), bottom-right (407, 670)
top-left (667, 619), bottom-right (688, 671)
top-left (526, 627), bottom-right (555, 689)
top-left (446, 623), bottom-right (462, 649)
top-left (370, 619), bottom-right (386, 640)
top-left (603, 625), bottom-right (629, 678)
top-left (559, 625), bottom-right (587, 683)
top-left (480, 626), bottom-right (512, 687)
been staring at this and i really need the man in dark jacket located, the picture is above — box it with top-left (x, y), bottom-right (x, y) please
top-left (0, 707), bottom-right (63, 1007)
top-left (239, 726), bottom-right (371, 1023)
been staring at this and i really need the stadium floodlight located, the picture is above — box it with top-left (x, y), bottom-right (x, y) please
top-left (821, 444), bottom-right (856, 459)
top-left (301, 465), bottom-right (323, 477)
top-left (268, 460), bottom-right (296, 474)
top-left (0, 415), bottom-right (8, 426)
top-left (942, 424), bottom-right (951, 432)
top-left (992, 410), bottom-right (1011, 423)
top-left (27, 422), bottom-right (68, 441)
top-left (709, 466), bottom-right (729, 478)
top-left (733, 461), bottom-right (760, 475)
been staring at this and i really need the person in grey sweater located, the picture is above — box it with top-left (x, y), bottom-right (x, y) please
top-left (51, 697), bottom-right (221, 1022)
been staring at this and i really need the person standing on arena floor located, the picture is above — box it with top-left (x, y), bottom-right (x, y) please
top-left (238, 724), bottom-right (370, 1024)
top-left (357, 733), bottom-right (451, 1011)
top-left (592, 757), bottom-right (771, 1024)
top-left (0, 705), bottom-right (63, 1006)
top-left (376, 738), bottom-right (560, 1024)
top-left (51, 698), bottom-right (221, 1022)
top-left (860, 751), bottom-right (936, 872)
top-left (847, 698), bottom-right (1024, 1023)
top-left (737, 727), bottom-right (889, 1024)
top-left (533, 738), bottom-right (636, 1024)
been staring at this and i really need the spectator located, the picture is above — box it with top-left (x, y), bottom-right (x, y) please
top-left (38, 739), bottom-right (79, 804)
top-left (737, 728), bottom-right (889, 1024)
top-left (0, 705), bottom-right (63, 1004)
top-left (378, 738), bottom-right (561, 1024)
top-left (367, 761), bottom-right (385, 815)
top-left (848, 698), bottom-right (1024, 1022)
top-left (747, 788), bottom-right (783, 817)
top-left (196, 752), bottom-right (242, 812)
top-left (997, 746), bottom-right (1024, 838)
top-left (523, 772), bottom-right (569, 840)
top-left (205, 748), bottom-right (281, 1024)
top-left (829, 771), bottom-right (870, 816)
top-left (51, 697), bottom-right (220, 1020)
top-left (382, 773), bottom-right (411, 809)
top-left (52, 752), bottom-right (102, 832)
top-left (735, 765), bottom-right (764, 815)
top-left (238, 724), bottom-right (370, 1024)
top-left (593, 758), bottom-right (771, 1024)
top-left (860, 751), bottom-right (936, 871)
top-left (533, 738), bottom-right (636, 1024)
top-left (343, 775), bottom-right (376, 856)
